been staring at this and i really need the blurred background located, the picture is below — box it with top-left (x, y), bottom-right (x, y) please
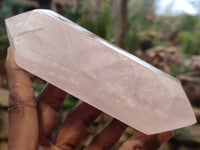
top-left (1, 0), bottom-right (200, 149)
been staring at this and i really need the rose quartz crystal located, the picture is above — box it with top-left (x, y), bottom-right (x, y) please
top-left (5, 9), bottom-right (196, 134)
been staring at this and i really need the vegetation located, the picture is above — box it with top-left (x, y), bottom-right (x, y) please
top-left (1, 0), bottom-right (200, 108)
top-left (62, 94), bottom-right (78, 109)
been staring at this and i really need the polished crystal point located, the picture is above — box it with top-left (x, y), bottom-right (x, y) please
top-left (5, 9), bottom-right (196, 134)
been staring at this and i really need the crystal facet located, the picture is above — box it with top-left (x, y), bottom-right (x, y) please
top-left (5, 9), bottom-right (196, 134)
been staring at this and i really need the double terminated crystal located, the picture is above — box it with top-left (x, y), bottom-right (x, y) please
top-left (5, 9), bottom-right (196, 134)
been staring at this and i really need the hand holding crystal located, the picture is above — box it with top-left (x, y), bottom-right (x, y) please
top-left (6, 47), bottom-right (172, 150)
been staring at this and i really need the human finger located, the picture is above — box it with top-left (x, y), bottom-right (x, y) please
top-left (6, 47), bottom-right (38, 150)
top-left (53, 102), bottom-right (101, 150)
top-left (85, 119), bottom-right (127, 150)
top-left (36, 83), bottom-right (67, 146)
top-left (119, 131), bottom-right (173, 150)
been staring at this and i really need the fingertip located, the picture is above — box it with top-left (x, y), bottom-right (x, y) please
top-left (157, 131), bottom-right (173, 144)
top-left (6, 46), bottom-right (32, 91)
top-left (6, 47), bottom-right (19, 71)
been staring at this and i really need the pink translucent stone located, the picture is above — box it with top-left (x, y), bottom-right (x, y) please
top-left (5, 9), bottom-right (196, 134)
